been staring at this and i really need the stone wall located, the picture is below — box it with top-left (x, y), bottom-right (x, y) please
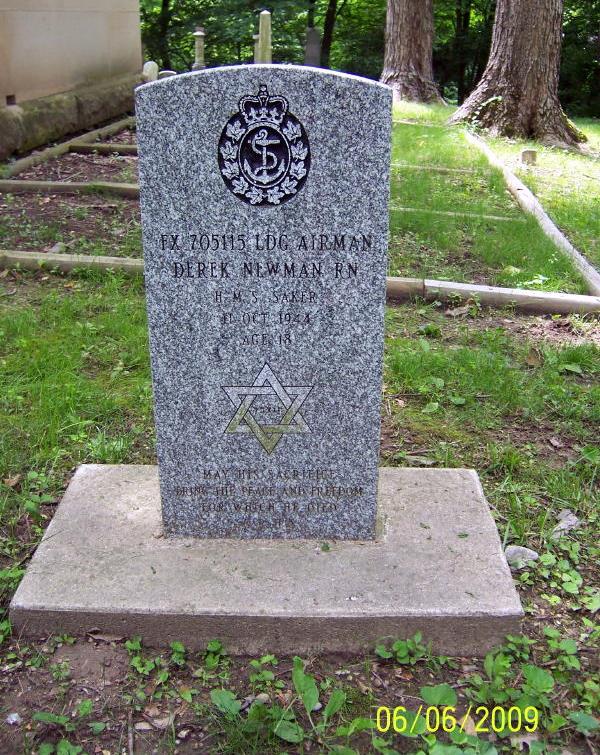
top-left (0, 73), bottom-right (140, 161)
top-left (0, 0), bottom-right (142, 105)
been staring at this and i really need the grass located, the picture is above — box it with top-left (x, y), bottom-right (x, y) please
top-left (0, 270), bottom-right (598, 753)
top-left (389, 104), bottom-right (587, 293)
top-left (383, 306), bottom-right (599, 541)
top-left (485, 118), bottom-right (600, 270)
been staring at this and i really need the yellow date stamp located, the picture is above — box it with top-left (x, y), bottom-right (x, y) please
top-left (376, 705), bottom-right (540, 735)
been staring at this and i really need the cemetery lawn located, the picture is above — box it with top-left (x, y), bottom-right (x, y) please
top-left (389, 104), bottom-right (598, 293)
top-left (484, 118), bottom-right (600, 270)
top-left (1, 269), bottom-right (598, 754)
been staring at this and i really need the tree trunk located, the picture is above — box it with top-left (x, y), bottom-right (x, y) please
top-left (320, 0), bottom-right (337, 68)
top-left (380, 0), bottom-right (443, 103)
top-left (449, 0), bottom-right (585, 146)
top-left (157, 0), bottom-right (172, 70)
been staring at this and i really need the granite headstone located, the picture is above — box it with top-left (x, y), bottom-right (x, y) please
top-left (136, 65), bottom-right (392, 539)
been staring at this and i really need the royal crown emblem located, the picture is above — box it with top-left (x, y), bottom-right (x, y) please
top-left (217, 85), bottom-right (310, 207)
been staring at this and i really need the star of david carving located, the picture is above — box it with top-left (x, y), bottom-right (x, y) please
top-left (223, 363), bottom-right (312, 454)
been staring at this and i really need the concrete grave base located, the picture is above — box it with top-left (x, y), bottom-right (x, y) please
top-left (10, 465), bottom-right (522, 655)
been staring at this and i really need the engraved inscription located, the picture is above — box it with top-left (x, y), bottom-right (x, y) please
top-left (223, 363), bottom-right (313, 453)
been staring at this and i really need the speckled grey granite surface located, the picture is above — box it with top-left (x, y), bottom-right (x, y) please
top-left (136, 65), bottom-right (392, 539)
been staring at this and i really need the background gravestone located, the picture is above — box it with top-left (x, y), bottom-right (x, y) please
top-left (136, 65), bottom-right (392, 539)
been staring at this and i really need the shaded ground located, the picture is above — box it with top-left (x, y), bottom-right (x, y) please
top-left (0, 193), bottom-right (140, 258)
top-left (18, 152), bottom-right (138, 184)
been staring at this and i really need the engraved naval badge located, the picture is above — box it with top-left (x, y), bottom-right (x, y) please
top-left (223, 364), bottom-right (312, 453)
top-left (217, 85), bottom-right (310, 207)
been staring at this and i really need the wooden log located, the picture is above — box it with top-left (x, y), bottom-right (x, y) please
top-left (389, 205), bottom-right (525, 222)
top-left (391, 162), bottom-right (476, 174)
top-left (422, 279), bottom-right (599, 314)
top-left (0, 249), bottom-right (143, 274)
top-left (385, 277), bottom-right (425, 300)
top-left (392, 120), bottom-right (442, 128)
top-left (464, 130), bottom-right (600, 297)
top-left (0, 179), bottom-right (139, 198)
top-left (69, 143), bottom-right (138, 156)
top-left (3, 116), bottom-right (136, 178)
top-left (2, 250), bottom-right (597, 315)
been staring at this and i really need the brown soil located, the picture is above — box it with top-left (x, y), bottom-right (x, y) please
top-left (442, 310), bottom-right (600, 347)
top-left (18, 151), bottom-right (138, 184)
top-left (0, 193), bottom-right (140, 256)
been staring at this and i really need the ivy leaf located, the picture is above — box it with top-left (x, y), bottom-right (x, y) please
top-left (336, 717), bottom-right (376, 736)
top-left (89, 722), bottom-right (106, 734)
top-left (77, 699), bottom-right (93, 717)
top-left (558, 638), bottom-right (577, 654)
top-left (33, 711), bottom-right (70, 727)
top-left (559, 363), bottom-right (583, 375)
top-left (569, 711), bottom-right (599, 735)
top-left (420, 683), bottom-right (457, 707)
top-left (210, 688), bottom-right (241, 717)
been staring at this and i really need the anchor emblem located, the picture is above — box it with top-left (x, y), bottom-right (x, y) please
top-left (243, 128), bottom-right (286, 186)
top-left (217, 85), bottom-right (310, 207)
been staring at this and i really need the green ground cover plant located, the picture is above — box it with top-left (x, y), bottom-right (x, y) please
top-left (485, 119), bottom-right (600, 270)
top-left (0, 268), bottom-right (598, 753)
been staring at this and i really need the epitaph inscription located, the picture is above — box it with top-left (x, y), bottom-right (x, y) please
top-left (136, 66), bottom-right (392, 539)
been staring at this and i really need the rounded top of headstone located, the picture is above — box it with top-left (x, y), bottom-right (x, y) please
top-left (135, 64), bottom-right (393, 98)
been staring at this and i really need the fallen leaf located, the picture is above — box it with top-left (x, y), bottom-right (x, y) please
top-left (134, 721), bottom-right (153, 731)
top-left (405, 455), bottom-right (436, 466)
top-left (444, 305), bottom-right (470, 318)
top-left (3, 474), bottom-right (22, 488)
top-left (151, 715), bottom-right (174, 730)
top-left (525, 347), bottom-right (543, 367)
top-left (87, 631), bottom-right (124, 643)
top-left (548, 437), bottom-right (564, 448)
top-left (462, 714), bottom-right (477, 735)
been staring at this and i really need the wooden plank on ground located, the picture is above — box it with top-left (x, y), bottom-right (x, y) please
top-left (69, 143), bottom-right (138, 156)
top-left (0, 179), bottom-right (139, 198)
top-left (0, 250), bottom-right (143, 274)
top-left (391, 163), bottom-right (476, 174)
top-left (389, 205), bottom-right (526, 222)
top-left (464, 130), bottom-right (600, 297)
